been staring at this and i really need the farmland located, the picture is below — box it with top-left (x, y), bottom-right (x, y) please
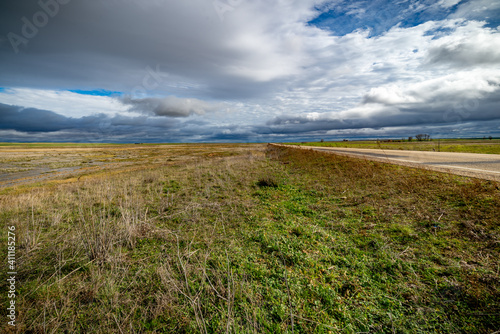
top-left (1, 143), bottom-right (499, 333)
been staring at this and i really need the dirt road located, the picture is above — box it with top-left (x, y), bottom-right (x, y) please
top-left (280, 145), bottom-right (500, 182)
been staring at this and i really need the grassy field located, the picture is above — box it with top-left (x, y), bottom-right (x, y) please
top-left (1, 143), bottom-right (499, 333)
top-left (0, 144), bottom-right (246, 189)
top-left (289, 138), bottom-right (500, 154)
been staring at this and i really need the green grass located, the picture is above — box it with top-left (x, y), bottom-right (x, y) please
top-left (1, 144), bottom-right (499, 333)
top-left (288, 138), bottom-right (500, 154)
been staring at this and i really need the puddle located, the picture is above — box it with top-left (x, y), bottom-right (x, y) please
top-left (0, 166), bottom-right (87, 188)
top-left (0, 160), bottom-right (109, 188)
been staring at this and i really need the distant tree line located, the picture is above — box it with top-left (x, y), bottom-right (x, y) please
top-left (414, 134), bottom-right (431, 141)
top-left (406, 135), bottom-right (495, 142)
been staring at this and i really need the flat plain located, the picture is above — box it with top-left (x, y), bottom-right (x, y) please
top-left (0, 143), bottom-right (248, 189)
top-left (1, 143), bottom-right (499, 333)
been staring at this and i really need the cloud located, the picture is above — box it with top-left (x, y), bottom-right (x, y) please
top-left (0, 0), bottom-right (322, 98)
top-left (0, 103), bottom-right (75, 132)
top-left (120, 96), bottom-right (222, 117)
top-left (424, 24), bottom-right (500, 68)
top-left (436, 0), bottom-right (462, 9)
top-left (0, 1), bottom-right (500, 142)
top-left (0, 88), bottom-right (130, 118)
top-left (308, 0), bottom-right (470, 37)
top-left (0, 103), bottom-right (177, 135)
top-left (260, 69), bottom-right (500, 135)
top-left (363, 69), bottom-right (500, 105)
top-left (450, 0), bottom-right (500, 22)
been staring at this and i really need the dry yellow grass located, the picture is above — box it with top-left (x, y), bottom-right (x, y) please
top-left (0, 143), bottom-right (257, 191)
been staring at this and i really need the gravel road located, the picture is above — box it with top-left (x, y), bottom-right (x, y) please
top-left (280, 145), bottom-right (500, 182)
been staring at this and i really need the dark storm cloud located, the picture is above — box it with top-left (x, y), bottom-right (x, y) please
top-left (0, 102), bottom-right (177, 133)
top-left (0, 0), bottom-right (290, 99)
top-left (0, 103), bottom-right (75, 132)
top-left (121, 96), bottom-right (219, 117)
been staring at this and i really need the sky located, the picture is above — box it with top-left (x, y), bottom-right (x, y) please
top-left (0, 0), bottom-right (499, 143)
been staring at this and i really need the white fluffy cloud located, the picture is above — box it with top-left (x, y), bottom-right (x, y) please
top-left (425, 22), bottom-right (500, 67)
top-left (0, 88), bottom-right (130, 118)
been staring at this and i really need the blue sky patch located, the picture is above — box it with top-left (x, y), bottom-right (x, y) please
top-left (308, 0), bottom-right (463, 37)
top-left (484, 17), bottom-right (500, 29)
top-left (68, 89), bottom-right (122, 97)
top-left (424, 26), bottom-right (457, 39)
